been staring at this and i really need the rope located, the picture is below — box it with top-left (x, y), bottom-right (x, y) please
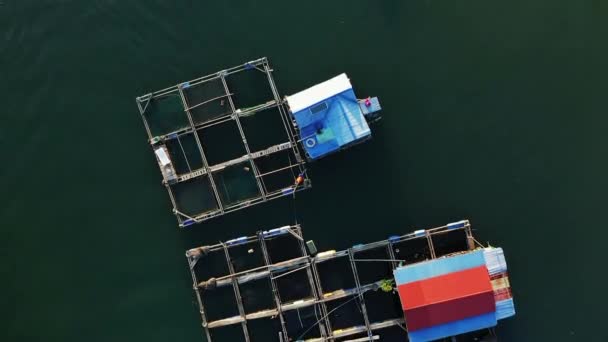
top-left (140, 95), bottom-right (153, 114)
top-left (177, 135), bottom-right (192, 172)
top-left (292, 196), bottom-right (299, 225)
top-left (286, 150), bottom-right (297, 179)
top-left (271, 264), bottom-right (309, 280)
top-left (286, 152), bottom-right (299, 200)
top-left (473, 237), bottom-right (486, 248)
top-left (297, 308), bottom-right (304, 328)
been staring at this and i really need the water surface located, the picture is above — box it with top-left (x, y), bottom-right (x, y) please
top-left (2, 1), bottom-right (607, 341)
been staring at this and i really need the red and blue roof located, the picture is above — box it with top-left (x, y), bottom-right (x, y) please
top-left (393, 248), bottom-right (515, 341)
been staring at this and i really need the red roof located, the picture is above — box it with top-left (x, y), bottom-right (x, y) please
top-left (398, 266), bottom-right (493, 310)
top-left (397, 265), bottom-right (496, 331)
top-left (404, 291), bottom-right (495, 331)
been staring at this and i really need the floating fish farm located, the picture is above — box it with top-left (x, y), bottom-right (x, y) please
top-left (185, 220), bottom-right (515, 341)
top-left (136, 58), bottom-right (381, 227)
top-left (135, 58), bottom-right (516, 341)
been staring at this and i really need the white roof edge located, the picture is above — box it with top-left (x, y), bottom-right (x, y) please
top-left (155, 147), bottom-right (171, 166)
top-left (285, 73), bottom-right (352, 113)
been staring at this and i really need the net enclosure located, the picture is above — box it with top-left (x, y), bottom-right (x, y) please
top-left (184, 220), bottom-right (509, 342)
top-left (136, 58), bottom-right (310, 228)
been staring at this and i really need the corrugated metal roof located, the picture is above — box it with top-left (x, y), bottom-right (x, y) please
top-left (393, 250), bottom-right (485, 286)
top-left (291, 87), bottom-right (371, 160)
top-left (394, 252), bottom-right (502, 340)
top-left (496, 298), bottom-right (516, 320)
top-left (285, 73), bottom-right (352, 113)
top-left (397, 266), bottom-right (493, 310)
top-left (407, 312), bottom-right (497, 342)
top-left (484, 247), bottom-right (507, 275)
top-left (404, 291), bottom-right (496, 331)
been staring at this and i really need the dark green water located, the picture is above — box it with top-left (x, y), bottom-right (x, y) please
top-left (3, 1), bottom-right (607, 341)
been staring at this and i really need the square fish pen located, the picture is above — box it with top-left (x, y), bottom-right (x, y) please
top-left (186, 225), bottom-right (323, 342)
top-left (136, 58), bottom-right (309, 227)
top-left (185, 221), bottom-right (477, 342)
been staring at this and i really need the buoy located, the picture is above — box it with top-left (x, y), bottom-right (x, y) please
top-left (305, 137), bottom-right (316, 148)
top-left (364, 97), bottom-right (372, 107)
top-left (294, 171), bottom-right (306, 187)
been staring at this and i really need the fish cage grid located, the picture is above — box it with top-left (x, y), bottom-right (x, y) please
top-left (136, 58), bottom-right (310, 228)
top-left (186, 221), bottom-right (476, 341)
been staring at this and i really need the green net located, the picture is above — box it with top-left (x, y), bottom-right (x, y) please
top-left (170, 176), bottom-right (219, 217)
top-left (214, 161), bottom-right (261, 207)
top-left (183, 78), bottom-right (231, 125)
top-left (144, 93), bottom-right (189, 137)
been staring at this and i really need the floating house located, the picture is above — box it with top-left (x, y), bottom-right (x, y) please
top-left (135, 58), bottom-right (381, 227)
top-left (285, 74), bottom-right (381, 160)
top-left (185, 220), bottom-right (514, 341)
top-left (394, 247), bottom-right (515, 341)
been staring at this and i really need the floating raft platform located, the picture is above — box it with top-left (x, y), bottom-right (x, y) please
top-left (136, 58), bottom-right (310, 227)
top-left (136, 58), bottom-right (382, 227)
top-left (185, 220), bottom-right (514, 341)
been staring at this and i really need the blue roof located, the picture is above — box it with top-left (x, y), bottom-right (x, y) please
top-left (291, 89), bottom-right (371, 160)
top-left (496, 298), bottom-right (516, 320)
top-left (393, 250), bottom-right (486, 286)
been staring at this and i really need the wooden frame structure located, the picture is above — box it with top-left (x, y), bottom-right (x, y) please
top-left (136, 58), bottom-right (310, 227)
top-left (186, 220), bottom-right (476, 341)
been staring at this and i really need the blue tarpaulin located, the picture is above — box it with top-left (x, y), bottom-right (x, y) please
top-left (496, 298), bottom-right (516, 320)
top-left (287, 74), bottom-right (371, 160)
